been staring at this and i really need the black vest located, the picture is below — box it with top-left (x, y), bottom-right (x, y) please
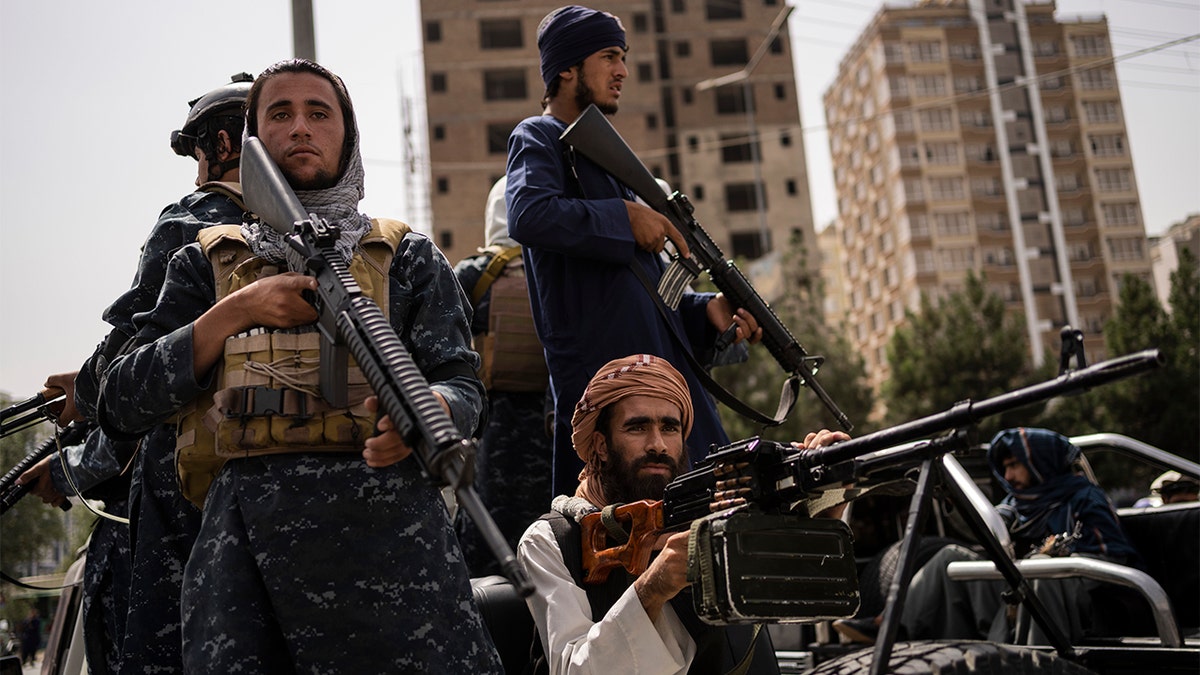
top-left (529, 512), bottom-right (779, 675)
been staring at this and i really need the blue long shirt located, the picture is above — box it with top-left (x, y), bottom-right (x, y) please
top-left (506, 113), bottom-right (730, 493)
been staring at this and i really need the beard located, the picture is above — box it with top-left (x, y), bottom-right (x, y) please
top-left (597, 450), bottom-right (684, 505)
top-left (574, 76), bottom-right (618, 115)
top-left (285, 166), bottom-right (341, 191)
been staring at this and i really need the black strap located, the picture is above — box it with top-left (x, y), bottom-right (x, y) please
top-left (628, 261), bottom-right (797, 428)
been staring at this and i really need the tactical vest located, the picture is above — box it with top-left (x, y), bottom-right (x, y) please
top-left (470, 245), bottom-right (548, 392)
top-left (174, 218), bottom-right (411, 507)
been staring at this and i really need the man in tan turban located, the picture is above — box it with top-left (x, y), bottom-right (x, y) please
top-left (518, 354), bottom-right (847, 675)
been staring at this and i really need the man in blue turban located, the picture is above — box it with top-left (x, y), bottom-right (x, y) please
top-left (505, 5), bottom-right (762, 500)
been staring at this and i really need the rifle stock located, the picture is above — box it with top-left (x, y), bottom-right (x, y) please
top-left (240, 138), bottom-right (532, 595)
top-left (581, 349), bottom-right (1163, 582)
top-left (562, 104), bottom-right (851, 431)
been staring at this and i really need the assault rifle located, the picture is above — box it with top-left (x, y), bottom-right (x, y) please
top-left (561, 104), bottom-right (851, 431)
top-left (581, 349), bottom-right (1162, 624)
top-left (1, 388), bottom-right (67, 438)
top-left (0, 421), bottom-right (89, 514)
top-left (240, 138), bottom-right (532, 595)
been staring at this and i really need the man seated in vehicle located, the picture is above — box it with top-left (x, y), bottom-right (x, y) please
top-left (517, 353), bottom-right (848, 675)
top-left (837, 427), bottom-right (1138, 646)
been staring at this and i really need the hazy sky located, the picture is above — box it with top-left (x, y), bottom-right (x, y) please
top-left (1, 0), bottom-right (1197, 400)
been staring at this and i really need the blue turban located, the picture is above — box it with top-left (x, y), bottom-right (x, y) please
top-left (537, 5), bottom-right (627, 88)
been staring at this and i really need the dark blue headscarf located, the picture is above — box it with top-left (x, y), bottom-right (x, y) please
top-left (537, 5), bottom-right (627, 87)
top-left (988, 428), bottom-right (1136, 561)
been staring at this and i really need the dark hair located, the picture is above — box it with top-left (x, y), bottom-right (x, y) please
top-left (246, 59), bottom-right (356, 171)
top-left (540, 59), bottom-right (584, 108)
top-left (594, 404), bottom-right (614, 450)
top-left (195, 113), bottom-right (246, 180)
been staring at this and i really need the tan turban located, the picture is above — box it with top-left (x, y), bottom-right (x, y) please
top-left (571, 354), bottom-right (693, 505)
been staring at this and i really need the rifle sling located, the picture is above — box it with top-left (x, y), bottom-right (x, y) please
top-left (628, 260), bottom-right (797, 428)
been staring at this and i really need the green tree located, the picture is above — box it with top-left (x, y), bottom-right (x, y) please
top-left (710, 233), bottom-right (875, 446)
top-left (1096, 251), bottom-right (1199, 461)
top-left (882, 271), bottom-right (1035, 438)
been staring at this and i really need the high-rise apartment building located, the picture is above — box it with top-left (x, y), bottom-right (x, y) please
top-left (824, 0), bottom-right (1152, 392)
top-left (420, 0), bottom-right (818, 271)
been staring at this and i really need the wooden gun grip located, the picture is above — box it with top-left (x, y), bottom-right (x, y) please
top-left (580, 499), bottom-right (665, 584)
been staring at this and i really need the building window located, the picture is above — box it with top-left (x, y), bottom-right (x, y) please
top-left (672, 0), bottom-right (686, 12)
top-left (774, 83), bottom-right (786, 100)
top-left (972, 176), bottom-right (1002, 196)
top-left (948, 42), bottom-right (979, 60)
top-left (893, 111), bottom-right (913, 133)
top-left (984, 247), bottom-right (1014, 266)
top-left (429, 72), bottom-right (447, 93)
top-left (682, 88), bottom-right (693, 105)
top-left (884, 41), bottom-right (905, 64)
top-left (483, 69), bottom-right (527, 100)
top-left (961, 108), bottom-right (992, 128)
top-left (675, 41), bottom-right (691, 57)
top-left (1044, 105), bottom-right (1070, 124)
top-left (730, 231), bottom-right (765, 259)
top-left (904, 178), bottom-right (924, 202)
top-left (1083, 101), bottom-right (1119, 124)
top-left (780, 131), bottom-right (791, 147)
top-left (725, 182), bottom-right (764, 212)
top-left (432, 125), bottom-right (445, 141)
top-left (888, 75), bottom-right (909, 98)
top-left (716, 88), bottom-right (749, 115)
top-left (1095, 168), bottom-right (1132, 192)
top-left (1107, 237), bottom-right (1145, 261)
top-left (637, 63), bottom-right (654, 82)
top-left (720, 134), bottom-right (756, 163)
top-left (705, 0), bottom-right (743, 20)
top-left (693, 185), bottom-right (705, 200)
top-left (1078, 68), bottom-right (1116, 90)
top-left (687, 135), bottom-right (699, 152)
top-left (925, 142), bottom-right (959, 165)
top-left (929, 177), bottom-right (964, 201)
top-left (934, 211), bottom-right (971, 236)
top-left (908, 41), bottom-right (943, 63)
top-left (977, 212), bottom-right (1006, 231)
top-left (940, 247), bottom-right (976, 271)
top-left (1102, 202), bottom-right (1139, 226)
top-left (710, 39), bottom-right (749, 66)
top-left (786, 179), bottom-right (797, 195)
top-left (425, 21), bottom-right (441, 43)
top-left (487, 122), bottom-right (517, 155)
top-left (1089, 134), bottom-right (1126, 157)
top-left (439, 231), bottom-right (453, 250)
top-left (646, 113), bottom-right (658, 130)
top-left (1071, 34), bottom-right (1109, 57)
top-left (480, 18), bottom-right (523, 49)
top-left (436, 177), bottom-right (449, 194)
top-left (954, 76), bottom-right (981, 94)
top-left (1056, 173), bottom-right (1080, 192)
top-left (918, 107), bottom-right (954, 131)
top-left (1034, 41), bottom-right (1058, 57)
top-left (632, 12), bottom-right (649, 32)
top-left (770, 36), bottom-right (784, 55)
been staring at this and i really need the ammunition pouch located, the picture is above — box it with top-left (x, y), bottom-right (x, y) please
top-left (173, 218), bottom-right (410, 507)
top-left (687, 509), bottom-right (860, 625)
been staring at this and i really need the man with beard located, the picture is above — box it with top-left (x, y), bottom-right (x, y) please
top-left (518, 354), bottom-right (847, 674)
top-left (99, 59), bottom-right (501, 673)
top-left (505, 5), bottom-right (761, 498)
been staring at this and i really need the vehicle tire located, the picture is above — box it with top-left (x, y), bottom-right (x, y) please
top-left (808, 640), bottom-right (1098, 674)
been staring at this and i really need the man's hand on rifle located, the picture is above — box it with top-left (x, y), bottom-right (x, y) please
top-left (626, 200), bottom-right (690, 258)
top-left (43, 371), bottom-right (81, 426)
top-left (16, 457), bottom-right (66, 509)
top-left (793, 428), bottom-right (851, 451)
top-left (361, 392), bottom-right (451, 469)
top-left (633, 530), bottom-right (691, 622)
top-left (706, 297), bottom-right (763, 346)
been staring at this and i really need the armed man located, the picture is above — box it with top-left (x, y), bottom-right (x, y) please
top-left (18, 73), bottom-right (254, 674)
top-left (98, 59), bottom-right (501, 672)
top-left (519, 354), bottom-right (849, 675)
top-left (505, 5), bottom-right (762, 497)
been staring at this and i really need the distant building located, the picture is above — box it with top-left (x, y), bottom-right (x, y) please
top-left (419, 0), bottom-right (818, 272)
top-left (824, 0), bottom-right (1152, 393)
top-left (1150, 213), bottom-right (1200, 311)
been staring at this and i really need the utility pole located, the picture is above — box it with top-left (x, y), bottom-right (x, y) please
top-left (292, 0), bottom-right (316, 61)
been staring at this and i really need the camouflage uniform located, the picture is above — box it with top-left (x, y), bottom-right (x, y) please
top-left (453, 251), bottom-right (553, 577)
top-left (47, 430), bottom-right (133, 675)
top-left (99, 232), bottom-right (502, 673)
top-left (77, 189), bottom-right (245, 674)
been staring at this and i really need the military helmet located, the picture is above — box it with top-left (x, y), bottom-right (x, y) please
top-left (170, 72), bottom-right (254, 158)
